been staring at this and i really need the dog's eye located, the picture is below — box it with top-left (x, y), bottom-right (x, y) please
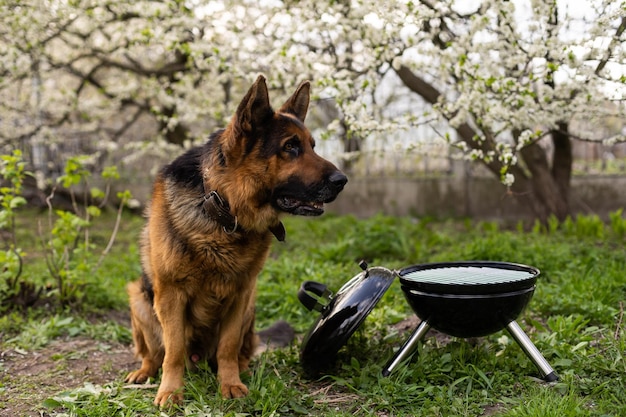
top-left (283, 137), bottom-right (300, 156)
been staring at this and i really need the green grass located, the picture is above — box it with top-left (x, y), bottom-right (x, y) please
top-left (2, 210), bottom-right (626, 416)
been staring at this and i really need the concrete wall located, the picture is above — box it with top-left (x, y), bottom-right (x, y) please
top-left (326, 175), bottom-right (626, 221)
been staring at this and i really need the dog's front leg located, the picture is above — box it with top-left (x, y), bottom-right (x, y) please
top-left (153, 284), bottom-right (187, 407)
top-left (217, 287), bottom-right (253, 398)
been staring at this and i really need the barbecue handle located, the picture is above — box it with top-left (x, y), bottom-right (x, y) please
top-left (297, 281), bottom-right (333, 312)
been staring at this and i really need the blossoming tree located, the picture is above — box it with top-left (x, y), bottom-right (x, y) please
top-left (1, 0), bottom-right (624, 222)
top-left (253, 0), bottom-right (625, 222)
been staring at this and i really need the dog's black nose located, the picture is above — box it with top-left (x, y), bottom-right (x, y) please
top-left (329, 171), bottom-right (348, 189)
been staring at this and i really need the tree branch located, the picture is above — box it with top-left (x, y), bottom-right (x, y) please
top-left (394, 64), bottom-right (530, 183)
top-left (595, 16), bottom-right (626, 76)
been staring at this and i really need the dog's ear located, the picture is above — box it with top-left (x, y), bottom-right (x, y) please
top-left (278, 81), bottom-right (310, 122)
top-left (234, 75), bottom-right (273, 134)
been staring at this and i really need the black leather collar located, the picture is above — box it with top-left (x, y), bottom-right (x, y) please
top-left (202, 190), bottom-right (285, 242)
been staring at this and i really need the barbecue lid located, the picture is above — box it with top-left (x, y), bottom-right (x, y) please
top-left (399, 261), bottom-right (539, 295)
top-left (298, 262), bottom-right (395, 370)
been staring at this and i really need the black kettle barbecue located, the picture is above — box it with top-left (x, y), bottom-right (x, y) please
top-left (298, 260), bottom-right (558, 382)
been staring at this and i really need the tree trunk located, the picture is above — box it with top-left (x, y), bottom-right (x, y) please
top-left (518, 140), bottom-right (570, 222)
top-left (340, 118), bottom-right (361, 175)
top-left (551, 121), bottom-right (572, 209)
top-left (394, 64), bottom-right (571, 223)
top-left (159, 106), bottom-right (190, 146)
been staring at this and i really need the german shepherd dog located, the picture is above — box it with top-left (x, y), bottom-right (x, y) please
top-left (125, 75), bottom-right (347, 406)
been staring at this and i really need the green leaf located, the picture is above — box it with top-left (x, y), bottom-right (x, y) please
top-left (87, 205), bottom-right (101, 218)
top-left (9, 196), bottom-right (26, 209)
top-left (101, 166), bottom-right (120, 180)
top-left (90, 187), bottom-right (105, 200)
top-left (42, 398), bottom-right (63, 408)
top-left (117, 190), bottom-right (133, 202)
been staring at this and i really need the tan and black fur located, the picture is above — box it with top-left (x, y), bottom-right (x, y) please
top-left (125, 75), bottom-right (347, 406)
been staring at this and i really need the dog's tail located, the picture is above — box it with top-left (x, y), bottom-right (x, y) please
top-left (255, 320), bottom-right (295, 355)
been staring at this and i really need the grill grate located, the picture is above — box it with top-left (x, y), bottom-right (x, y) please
top-left (402, 266), bottom-right (535, 286)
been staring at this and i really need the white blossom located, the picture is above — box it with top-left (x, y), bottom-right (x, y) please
top-left (502, 173), bottom-right (515, 187)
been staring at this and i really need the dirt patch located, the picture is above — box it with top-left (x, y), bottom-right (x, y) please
top-left (392, 314), bottom-right (455, 346)
top-left (482, 403), bottom-right (506, 416)
top-left (0, 337), bottom-right (137, 417)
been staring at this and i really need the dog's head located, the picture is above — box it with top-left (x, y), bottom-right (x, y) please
top-left (217, 75), bottom-right (347, 225)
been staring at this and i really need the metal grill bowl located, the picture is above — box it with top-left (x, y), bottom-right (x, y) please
top-left (382, 261), bottom-right (557, 382)
top-left (398, 261), bottom-right (538, 338)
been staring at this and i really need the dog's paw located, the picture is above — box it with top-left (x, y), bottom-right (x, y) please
top-left (221, 382), bottom-right (249, 398)
top-left (154, 388), bottom-right (184, 407)
top-left (125, 369), bottom-right (152, 384)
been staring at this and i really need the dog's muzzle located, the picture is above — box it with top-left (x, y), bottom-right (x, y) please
top-left (328, 171), bottom-right (348, 194)
top-left (274, 170), bottom-right (347, 216)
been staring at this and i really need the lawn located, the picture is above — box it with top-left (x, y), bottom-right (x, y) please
top-left (1, 209), bottom-right (625, 416)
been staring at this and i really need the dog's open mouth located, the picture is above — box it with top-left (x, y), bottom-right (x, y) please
top-left (276, 196), bottom-right (325, 216)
